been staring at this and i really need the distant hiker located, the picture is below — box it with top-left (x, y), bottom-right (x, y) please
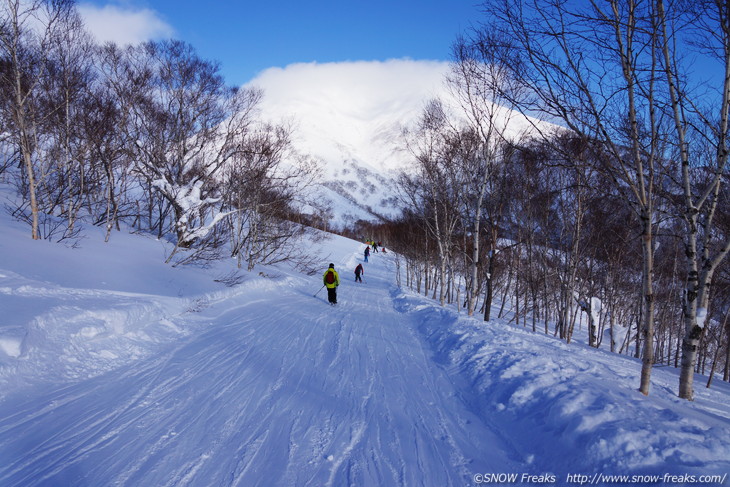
top-left (364, 246), bottom-right (370, 262)
top-left (355, 263), bottom-right (364, 283)
top-left (323, 263), bottom-right (340, 305)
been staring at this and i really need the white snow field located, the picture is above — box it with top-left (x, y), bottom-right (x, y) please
top-left (1, 212), bottom-right (729, 486)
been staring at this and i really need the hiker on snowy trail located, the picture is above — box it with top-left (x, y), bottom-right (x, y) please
top-left (323, 263), bottom-right (340, 305)
top-left (354, 263), bottom-right (364, 283)
top-left (364, 246), bottom-right (370, 262)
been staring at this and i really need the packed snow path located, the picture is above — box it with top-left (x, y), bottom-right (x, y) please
top-left (0, 245), bottom-right (519, 486)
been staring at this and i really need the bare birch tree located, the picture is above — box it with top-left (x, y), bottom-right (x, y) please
top-left (0, 0), bottom-right (75, 239)
top-left (654, 0), bottom-right (730, 400)
top-left (86, 43), bottom-right (139, 241)
top-left (479, 0), bottom-right (665, 395)
top-left (399, 100), bottom-right (462, 307)
top-left (223, 122), bottom-right (318, 271)
top-left (447, 36), bottom-right (529, 317)
top-left (40, 5), bottom-right (94, 238)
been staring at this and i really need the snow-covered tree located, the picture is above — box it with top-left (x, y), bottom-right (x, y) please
top-left (129, 40), bottom-right (262, 261)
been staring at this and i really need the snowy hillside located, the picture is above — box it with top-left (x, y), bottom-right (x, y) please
top-left (248, 60), bottom-right (555, 229)
top-left (248, 60), bottom-right (452, 227)
top-left (1, 204), bottom-right (729, 485)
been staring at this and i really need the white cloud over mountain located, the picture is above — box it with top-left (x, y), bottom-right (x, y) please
top-left (246, 59), bottom-right (454, 226)
top-left (78, 3), bottom-right (174, 45)
top-left (248, 59), bottom-right (451, 172)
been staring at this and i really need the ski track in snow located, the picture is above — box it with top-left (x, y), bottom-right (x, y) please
top-left (0, 246), bottom-right (521, 486)
top-left (2, 233), bottom-right (729, 485)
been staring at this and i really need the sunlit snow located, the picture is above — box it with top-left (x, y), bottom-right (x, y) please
top-left (0, 190), bottom-right (728, 485)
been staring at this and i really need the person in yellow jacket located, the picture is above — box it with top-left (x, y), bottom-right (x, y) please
top-left (322, 263), bottom-right (340, 305)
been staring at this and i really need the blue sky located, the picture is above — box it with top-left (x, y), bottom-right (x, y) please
top-left (78, 1), bottom-right (483, 86)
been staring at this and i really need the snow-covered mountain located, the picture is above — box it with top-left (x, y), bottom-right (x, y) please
top-left (248, 59), bottom-right (554, 229)
top-left (247, 60), bottom-right (452, 228)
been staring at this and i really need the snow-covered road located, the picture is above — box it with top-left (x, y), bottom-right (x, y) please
top-left (0, 244), bottom-right (518, 486)
top-left (2, 225), bottom-right (729, 486)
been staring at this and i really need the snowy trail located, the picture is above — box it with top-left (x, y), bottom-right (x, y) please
top-left (0, 245), bottom-right (518, 486)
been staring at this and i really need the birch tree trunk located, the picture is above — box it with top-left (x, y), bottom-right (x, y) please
top-left (639, 210), bottom-right (656, 395)
top-left (656, 0), bottom-right (730, 400)
top-left (483, 249), bottom-right (496, 322)
top-left (3, 0), bottom-right (40, 239)
top-left (1, 0), bottom-right (77, 240)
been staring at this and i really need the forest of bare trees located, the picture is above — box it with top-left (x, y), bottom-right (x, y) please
top-left (379, 0), bottom-right (730, 400)
top-left (0, 0), bottom-right (318, 270)
top-left (2, 0), bottom-right (729, 400)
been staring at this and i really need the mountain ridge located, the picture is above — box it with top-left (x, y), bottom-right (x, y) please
top-left (247, 59), bottom-right (452, 227)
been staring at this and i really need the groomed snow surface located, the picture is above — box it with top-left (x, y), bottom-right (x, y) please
top-left (1, 212), bottom-right (729, 486)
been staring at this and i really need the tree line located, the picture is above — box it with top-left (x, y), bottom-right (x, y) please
top-left (0, 0), bottom-right (321, 271)
top-left (367, 0), bottom-right (730, 402)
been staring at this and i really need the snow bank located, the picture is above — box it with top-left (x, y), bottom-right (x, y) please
top-left (0, 205), bottom-right (256, 394)
top-left (393, 288), bottom-right (730, 477)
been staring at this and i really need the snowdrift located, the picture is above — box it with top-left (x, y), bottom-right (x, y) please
top-left (394, 292), bottom-right (730, 477)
